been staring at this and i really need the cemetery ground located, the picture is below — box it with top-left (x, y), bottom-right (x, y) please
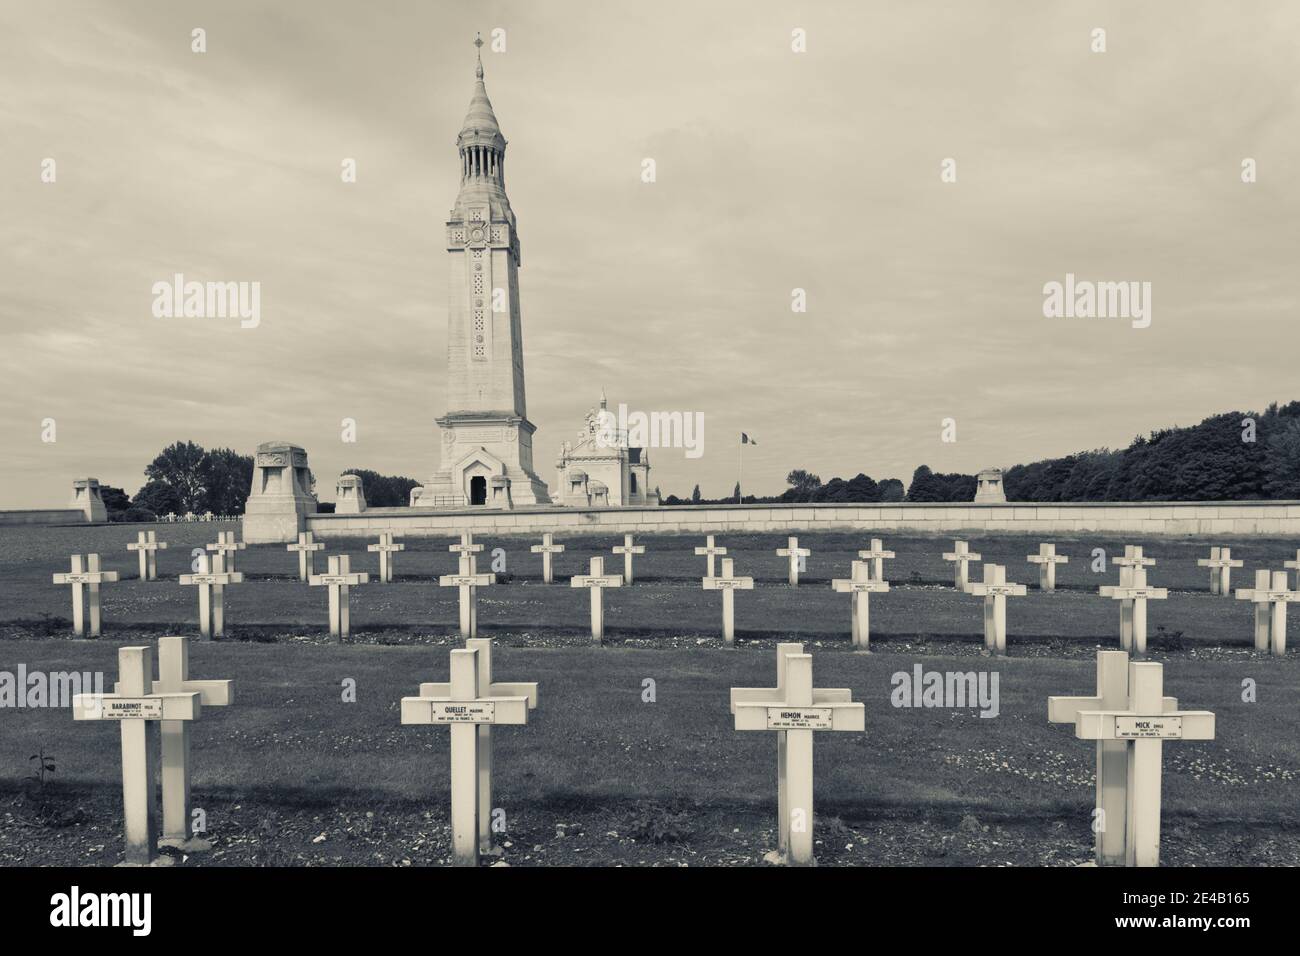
top-left (2, 523), bottom-right (1299, 866)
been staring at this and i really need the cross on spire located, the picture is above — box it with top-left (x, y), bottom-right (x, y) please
top-left (474, 32), bottom-right (484, 78)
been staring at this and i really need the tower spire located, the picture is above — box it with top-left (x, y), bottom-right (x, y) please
top-left (474, 32), bottom-right (484, 79)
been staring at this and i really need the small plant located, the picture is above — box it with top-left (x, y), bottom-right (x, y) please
top-left (626, 801), bottom-right (692, 844)
top-left (28, 747), bottom-right (55, 793)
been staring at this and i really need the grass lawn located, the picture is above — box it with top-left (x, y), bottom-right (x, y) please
top-left (2, 523), bottom-right (1298, 866)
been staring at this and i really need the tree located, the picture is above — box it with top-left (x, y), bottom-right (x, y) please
top-left (143, 441), bottom-right (208, 513)
top-left (99, 486), bottom-right (131, 515)
top-left (905, 465), bottom-right (945, 502)
top-left (1264, 418), bottom-right (1300, 499)
top-left (732, 482), bottom-right (741, 503)
top-left (691, 484), bottom-right (702, 503)
top-left (785, 469), bottom-right (822, 498)
top-left (133, 480), bottom-right (182, 516)
top-left (878, 478), bottom-right (905, 502)
top-left (202, 447), bottom-right (254, 514)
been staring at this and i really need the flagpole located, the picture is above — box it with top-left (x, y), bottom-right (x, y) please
top-left (738, 435), bottom-right (743, 505)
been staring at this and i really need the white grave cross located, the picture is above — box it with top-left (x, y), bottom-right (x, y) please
top-left (731, 647), bottom-right (864, 866)
top-left (1026, 542), bottom-right (1069, 591)
top-left (1235, 569), bottom-right (1298, 656)
top-left (179, 553), bottom-right (243, 640)
top-left (694, 534), bottom-right (728, 579)
top-left (52, 553), bottom-right (119, 638)
top-left (530, 532), bottom-right (565, 584)
top-left (1284, 549), bottom-right (1300, 591)
top-left (856, 538), bottom-right (895, 582)
top-left (73, 645), bottom-right (201, 866)
top-left (286, 531), bottom-right (325, 582)
top-left (831, 560), bottom-right (889, 650)
top-left (703, 557), bottom-right (754, 645)
top-left (127, 531), bottom-right (168, 582)
top-left (942, 540), bottom-right (982, 591)
top-left (310, 554), bottom-right (370, 640)
top-left (205, 530), bottom-right (246, 574)
top-left (965, 564), bottom-right (1027, 655)
top-left (1197, 546), bottom-right (1244, 596)
top-left (418, 638), bottom-right (538, 857)
top-left (1100, 566), bottom-right (1168, 654)
top-left (440, 564), bottom-right (494, 640)
top-left (570, 556), bottom-right (622, 644)
top-left (1061, 660), bottom-right (1214, 867)
top-left (1048, 650), bottom-right (1179, 866)
top-left (368, 531), bottom-right (405, 583)
top-left (775, 536), bottom-right (812, 587)
top-left (400, 644), bottom-right (533, 866)
top-left (611, 534), bottom-right (646, 584)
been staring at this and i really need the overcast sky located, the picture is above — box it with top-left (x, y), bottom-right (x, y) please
top-left (2, 0), bottom-right (1297, 508)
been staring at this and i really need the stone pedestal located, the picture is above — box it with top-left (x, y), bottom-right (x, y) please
top-left (242, 441), bottom-right (317, 544)
top-left (336, 474), bottom-right (367, 514)
top-left (974, 468), bottom-right (1007, 503)
top-left (70, 478), bottom-right (108, 522)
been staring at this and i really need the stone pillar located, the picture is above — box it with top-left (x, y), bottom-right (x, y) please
top-left (242, 441), bottom-right (317, 543)
top-left (589, 480), bottom-right (609, 507)
top-left (69, 478), bottom-right (108, 522)
top-left (489, 475), bottom-right (513, 510)
top-left (335, 474), bottom-right (367, 514)
top-left (973, 468), bottom-right (1007, 504)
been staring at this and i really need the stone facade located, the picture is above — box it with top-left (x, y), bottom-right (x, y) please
top-left (335, 474), bottom-right (367, 514)
top-left (69, 478), bottom-right (108, 522)
top-left (243, 441), bottom-right (317, 543)
top-left (413, 49), bottom-right (550, 509)
top-left (553, 394), bottom-right (657, 508)
top-left (974, 468), bottom-right (1007, 503)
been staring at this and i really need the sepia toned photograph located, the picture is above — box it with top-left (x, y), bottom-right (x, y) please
top-left (1, 0), bottom-right (1292, 936)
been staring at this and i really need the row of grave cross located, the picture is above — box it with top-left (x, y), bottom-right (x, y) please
top-left (51, 536), bottom-right (1300, 654)
top-left (75, 636), bottom-right (1212, 869)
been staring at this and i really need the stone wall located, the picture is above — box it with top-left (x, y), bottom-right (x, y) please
top-left (305, 500), bottom-right (1300, 540)
top-left (0, 509), bottom-right (88, 527)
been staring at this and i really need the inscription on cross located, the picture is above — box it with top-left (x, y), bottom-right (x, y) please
top-left (966, 564), bottom-right (1027, 655)
top-left (775, 536), bottom-right (812, 587)
top-left (310, 554), bottom-right (370, 641)
top-left (179, 553), bottom-right (243, 640)
top-left (570, 556), bottom-right (622, 644)
top-left (127, 531), bottom-right (168, 581)
top-left (205, 530), bottom-right (246, 574)
top-left (1197, 546), bottom-right (1244, 596)
top-left (74, 645), bottom-right (202, 866)
top-left (942, 540), bottom-right (982, 591)
top-left (1026, 542), bottom-right (1068, 591)
top-left (1235, 569), bottom-right (1298, 656)
top-left (401, 644), bottom-right (535, 866)
top-left (703, 557), bottom-right (754, 645)
top-left (611, 534), bottom-right (646, 585)
top-left (731, 646), bottom-right (863, 865)
top-left (530, 532), bottom-right (565, 584)
top-left (831, 560), bottom-right (889, 650)
top-left (368, 532), bottom-right (406, 583)
top-left (286, 531), bottom-right (325, 581)
top-left (52, 553), bottom-right (119, 638)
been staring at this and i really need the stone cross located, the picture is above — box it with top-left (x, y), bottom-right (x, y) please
top-left (942, 540), bottom-right (982, 591)
top-left (52, 553), bottom-right (119, 638)
top-left (1055, 659), bottom-right (1214, 867)
top-left (1285, 549), bottom-right (1300, 591)
top-left (1026, 542), bottom-right (1069, 591)
top-left (310, 554), bottom-right (370, 641)
top-left (856, 538), bottom-right (895, 582)
top-left (831, 560), bottom-right (889, 650)
top-left (449, 532), bottom-right (487, 635)
top-left (440, 564), bottom-right (494, 640)
top-left (1197, 546), bottom-right (1244, 596)
top-left (1100, 566), bottom-right (1168, 655)
top-left (286, 531), bottom-right (325, 581)
top-left (694, 534), bottom-right (728, 579)
top-left (417, 638), bottom-right (537, 857)
top-left (530, 532), bottom-right (565, 584)
top-left (570, 556), bottom-right (623, 644)
top-left (400, 644), bottom-right (534, 866)
top-left (731, 646), bottom-right (864, 866)
top-left (966, 564), bottom-right (1027, 655)
top-left (112, 636), bottom-right (233, 851)
top-left (1048, 650), bottom-right (1179, 866)
top-left (1112, 546), bottom-right (1157, 648)
top-left (205, 530), bottom-right (246, 574)
top-left (179, 553), bottom-right (244, 640)
top-left (73, 645), bottom-right (202, 866)
top-left (1235, 569), bottom-right (1299, 656)
top-left (611, 534), bottom-right (646, 584)
top-left (368, 531), bottom-right (406, 583)
top-left (703, 557), bottom-right (754, 645)
top-left (127, 531), bottom-right (168, 581)
top-left (775, 536), bottom-right (812, 587)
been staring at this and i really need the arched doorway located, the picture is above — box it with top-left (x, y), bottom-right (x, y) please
top-left (470, 476), bottom-right (487, 506)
